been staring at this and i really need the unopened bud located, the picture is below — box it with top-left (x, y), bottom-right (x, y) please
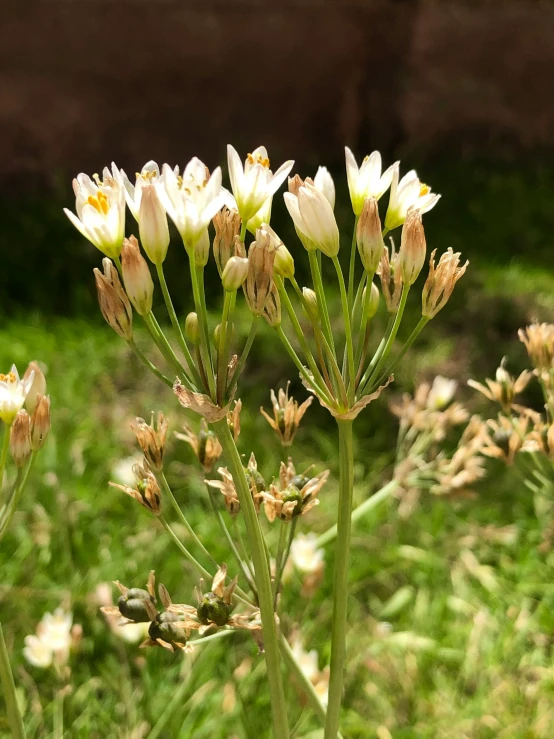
top-left (397, 208), bottom-right (426, 285)
top-left (30, 394), bottom-right (51, 451)
top-left (363, 282), bottom-right (380, 319)
top-left (213, 324), bottom-right (222, 352)
top-left (23, 362), bottom-right (46, 414)
top-left (302, 288), bottom-right (319, 323)
top-left (245, 230), bottom-right (276, 315)
top-left (274, 243), bottom-right (295, 279)
top-left (194, 229), bottom-right (210, 267)
top-left (222, 256), bottom-right (249, 292)
top-left (357, 197), bottom-right (384, 274)
top-left (10, 409), bottom-right (31, 467)
top-left (263, 283), bottom-right (281, 327)
top-left (121, 236), bottom-right (154, 316)
top-left (185, 312), bottom-right (200, 345)
top-left (130, 412), bottom-right (168, 473)
top-left (213, 208), bottom-right (242, 276)
top-left (93, 258), bottom-right (133, 340)
top-left (138, 184), bottom-right (169, 265)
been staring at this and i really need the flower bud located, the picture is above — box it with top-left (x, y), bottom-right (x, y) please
top-left (263, 282), bottom-right (281, 327)
top-left (10, 409), bottom-right (31, 467)
top-left (245, 230), bottom-right (276, 315)
top-left (213, 324), bottom-right (222, 352)
top-left (121, 236), bottom-right (154, 316)
top-left (185, 312), bottom-right (200, 345)
top-left (23, 362), bottom-right (46, 414)
top-left (397, 208), bottom-right (426, 285)
top-left (213, 208), bottom-right (242, 276)
top-left (222, 256), bottom-right (249, 292)
top-left (302, 288), bottom-right (319, 323)
top-left (357, 197), bottom-right (384, 274)
top-left (138, 184), bottom-right (169, 265)
top-left (364, 282), bottom-right (380, 319)
top-left (30, 394), bottom-right (51, 451)
top-left (274, 243), bottom-right (295, 279)
top-left (93, 258), bottom-right (133, 341)
top-left (194, 229), bottom-right (210, 267)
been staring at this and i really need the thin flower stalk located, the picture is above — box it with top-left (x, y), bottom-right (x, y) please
top-left (0, 452), bottom-right (36, 542)
top-left (0, 624), bottom-right (26, 739)
top-left (347, 216), bottom-right (360, 312)
top-left (128, 338), bottom-right (172, 388)
top-left (308, 250), bottom-right (335, 354)
top-left (274, 326), bottom-right (334, 407)
top-left (331, 256), bottom-right (356, 403)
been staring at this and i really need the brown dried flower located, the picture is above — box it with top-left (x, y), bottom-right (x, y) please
top-left (130, 412), bottom-right (168, 472)
top-left (260, 384), bottom-right (312, 447)
top-left (93, 258), bottom-right (133, 340)
top-left (109, 461), bottom-right (162, 514)
top-left (206, 467), bottom-right (241, 517)
top-left (421, 248), bottom-right (468, 319)
top-left (175, 418), bottom-right (222, 473)
top-left (468, 361), bottom-right (532, 413)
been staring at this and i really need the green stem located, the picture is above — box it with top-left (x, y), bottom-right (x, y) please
top-left (228, 316), bottom-right (260, 393)
top-left (0, 623), bottom-right (26, 739)
top-left (372, 317), bottom-right (429, 390)
top-left (324, 419), bottom-right (354, 739)
top-left (273, 518), bottom-right (297, 607)
top-left (142, 312), bottom-right (189, 385)
top-left (308, 251), bottom-right (335, 354)
top-left (0, 453), bottom-right (36, 542)
top-left (231, 518), bottom-right (256, 582)
top-left (316, 479), bottom-right (398, 548)
top-left (332, 256), bottom-right (356, 404)
top-left (188, 259), bottom-right (216, 398)
top-left (128, 339), bottom-right (172, 388)
top-left (155, 263), bottom-right (203, 389)
top-left (278, 633), bottom-right (343, 738)
top-left (357, 316), bottom-right (394, 391)
top-left (217, 291), bottom-right (233, 405)
top-left (0, 424), bottom-right (11, 489)
top-left (347, 216), bottom-right (360, 313)
top-left (274, 327), bottom-right (334, 406)
top-left (53, 689), bottom-right (64, 739)
top-left (213, 418), bottom-right (290, 739)
top-left (361, 285), bottom-right (410, 395)
top-left (159, 516), bottom-right (213, 581)
top-left (272, 521), bottom-right (287, 601)
top-left (353, 271), bottom-right (376, 379)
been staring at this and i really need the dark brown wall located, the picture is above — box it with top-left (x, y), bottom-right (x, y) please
top-left (2, 1), bottom-right (552, 187)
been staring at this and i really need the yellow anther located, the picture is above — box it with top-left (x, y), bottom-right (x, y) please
top-left (419, 183), bottom-right (430, 197)
top-left (0, 372), bottom-right (16, 383)
top-left (87, 191), bottom-right (110, 215)
top-left (247, 153), bottom-right (270, 168)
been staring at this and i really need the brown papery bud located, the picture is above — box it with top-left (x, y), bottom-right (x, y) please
top-left (94, 258), bottom-right (133, 340)
top-left (357, 197), bottom-right (384, 274)
top-left (213, 208), bottom-right (242, 276)
top-left (10, 409), bottom-right (31, 467)
top-left (130, 412), bottom-right (168, 473)
top-left (263, 282), bottom-right (281, 327)
top-left (24, 361), bottom-right (46, 414)
top-left (422, 248), bottom-right (468, 319)
top-left (288, 174), bottom-right (305, 197)
top-left (121, 236), bottom-right (154, 316)
top-left (378, 246), bottom-right (403, 313)
top-left (245, 230), bottom-right (276, 315)
top-left (30, 394), bottom-right (51, 451)
top-left (397, 208), bottom-right (426, 286)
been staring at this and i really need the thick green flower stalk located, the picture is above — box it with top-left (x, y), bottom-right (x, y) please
top-left (65, 143), bottom-right (466, 738)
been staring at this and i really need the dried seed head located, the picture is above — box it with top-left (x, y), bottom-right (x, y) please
top-left (175, 419), bottom-right (222, 473)
top-left (206, 467), bottom-right (240, 516)
top-left (109, 461), bottom-right (162, 514)
top-left (222, 256), bottom-right (249, 292)
top-left (10, 409), bottom-right (31, 467)
top-left (260, 384), bottom-right (313, 447)
top-left (23, 362), bottom-right (46, 414)
top-left (422, 248), bottom-right (468, 319)
top-left (213, 208), bottom-right (242, 276)
top-left (185, 312), bottom-right (200, 345)
top-left (378, 245), bottom-right (403, 313)
top-left (130, 412), bottom-right (168, 472)
top-left (397, 208), bottom-right (426, 285)
top-left (245, 229), bottom-right (276, 315)
top-left (121, 236), bottom-right (154, 316)
top-left (357, 197), bottom-right (384, 274)
top-left (468, 360), bottom-right (532, 412)
top-left (30, 394), bottom-right (51, 451)
top-left (94, 258), bottom-right (133, 340)
top-left (519, 323), bottom-right (554, 374)
top-left (263, 282), bottom-right (281, 327)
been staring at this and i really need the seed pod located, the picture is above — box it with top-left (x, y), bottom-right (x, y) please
top-left (263, 282), bottom-right (281, 327)
top-left (397, 208), bottom-right (426, 286)
top-left (357, 197), bottom-right (384, 274)
top-left (280, 485), bottom-right (303, 519)
top-left (245, 230), bottom-right (276, 315)
top-left (290, 474), bottom-right (311, 490)
top-left (197, 592), bottom-right (231, 627)
top-left (118, 588), bottom-right (155, 623)
top-left (148, 611), bottom-right (185, 644)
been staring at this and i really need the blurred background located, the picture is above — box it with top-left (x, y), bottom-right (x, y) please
top-left (2, 1), bottom-right (554, 737)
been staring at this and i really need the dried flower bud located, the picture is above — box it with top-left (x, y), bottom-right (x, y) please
top-left (260, 384), bottom-right (313, 447)
top-left (109, 462), bottom-right (162, 514)
top-left (185, 312), bottom-right (200, 345)
top-left (121, 236), bottom-right (154, 316)
top-left (274, 243), bottom-right (295, 279)
top-left (227, 399), bottom-right (242, 441)
top-left (23, 361), bottom-right (46, 414)
top-left (94, 258), bottom-right (133, 340)
top-left (10, 409), bottom-right (31, 467)
top-left (422, 248), bottom-right (468, 319)
top-left (138, 184), bottom-right (169, 265)
top-left (206, 467), bottom-right (240, 516)
top-left (213, 208), bottom-right (242, 276)
top-left (357, 197), bottom-right (384, 274)
top-left (378, 246), bottom-right (403, 313)
top-left (245, 229), bottom-right (276, 315)
top-left (302, 288), bottom-right (319, 323)
top-left (194, 229), bottom-right (210, 267)
top-left (233, 235), bottom-right (246, 258)
top-left (363, 281), bottom-right (380, 320)
top-left (222, 256), bottom-right (249, 292)
top-left (397, 208), bottom-right (426, 285)
top-left (519, 323), bottom-right (554, 373)
top-left (263, 282), bottom-right (281, 327)
top-left (176, 419), bottom-right (222, 473)
top-left (30, 394), bottom-right (51, 451)
top-left (130, 412), bottom-right (168, 472)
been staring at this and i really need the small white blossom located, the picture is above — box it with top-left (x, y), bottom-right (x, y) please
top-left (284, 183), bottom-right (340, 258)
top-left (112, 160), bottom-right (162, 219)
top-left (313, 167), bottom-right (335, 209)
top-left (0, 365), bottom-right (35, 425)
top-left (427, 377), bottom-right (457, 410)
top-left (23, 635), bottom-right (53, 668)
top-left (23, 608), bottom-right (74, 669)
top-left (290, 534), bottom-right (324, 574)
top-left (227, 145), bottom-right (294, 223)
top-left (64, 167), bottom-right (126, 258)
top-left (345, 148), bottom-right (398, 215)
top-left (385, 168), bottom-right (440, 231)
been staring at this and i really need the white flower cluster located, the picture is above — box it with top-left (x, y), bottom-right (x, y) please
top-left (23, 608), bottom-right (75, 669)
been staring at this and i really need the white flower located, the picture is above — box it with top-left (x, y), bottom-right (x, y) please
top-left (290, 534), bottom-right (324, 574)
top-left (23, 635), bottom-right (53, 668)
top-left (247, 194), bottom-right (273, 233)
top-left (385, 168), bottom-right (440, 231)
top-left (0, 365), bottom-right (34, 425)
top-left (111, 454), bottom-right (144, 487)
top-left (284, 183), bottom-right (340, 257)
top-left (290, 636), bottom-right (320, 684)
top-left (112, 160), bottom-right (162, 220)
top-left (427, 376), bottom-right (457, 410)
top-left (158, 158), bottom-right (224, 249)
top-left (114, 621), bottom-right (149, 644)
top-left (37, 609), bottom-right (73, 652)
top-left (345, 148), bottom-right (398, 215)
top-left (227, 145), bottom-right (294, 223)
top-left (313, 167), bottom-right (335, 209)
top-left (64, 167), bottom-right (126, 258)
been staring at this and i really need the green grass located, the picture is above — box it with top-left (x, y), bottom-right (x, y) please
top-left (1, 252), bottom-right (554, 738)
